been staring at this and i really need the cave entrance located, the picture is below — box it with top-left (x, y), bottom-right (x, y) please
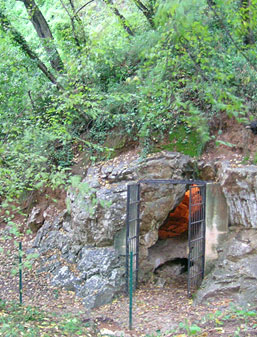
top-left (126, 180), bottom-right (206, 297)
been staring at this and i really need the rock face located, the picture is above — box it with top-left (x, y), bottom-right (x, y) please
top-left (195, 229), bottom-right (257, 305)
top-left (217, 163), bottom-right (257, 228)
top-left (76, 247), bottom-right (125, 308)
top-left (146, 233), bottom-right (188, 272)
top-left (32, 151), bottom-right (196, 308)
top-left (33, 212), bottom-right (126, 309)
top-left (194, 162), bottom-right (257, 305)
top-left (68, 152), bottom-right (194, 248)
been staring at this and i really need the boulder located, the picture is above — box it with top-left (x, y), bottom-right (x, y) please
top-left (50, 247), bottom-right (125, 309)
top-left (144, 233), bottom-right (188, 272)
top-left (51, 266), bottom-right (82, 292)
top-left (195, 229), bottom-right (257, 305)
top-left (217, 163), bottom-right (257, 228)
top-left (27, 207), bottom-right (43, 232)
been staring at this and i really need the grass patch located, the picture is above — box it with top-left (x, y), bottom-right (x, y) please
top-left (0, 301), bottom-right (97, 337)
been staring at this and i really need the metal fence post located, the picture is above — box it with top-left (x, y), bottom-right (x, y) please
top-left (129, 251), bottom-right (133, 330)
top-left (19, 241), bottom-right (23, 305)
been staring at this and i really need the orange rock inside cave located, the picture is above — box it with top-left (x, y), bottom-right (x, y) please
top-left (158, 186), bottom-right (201, 239)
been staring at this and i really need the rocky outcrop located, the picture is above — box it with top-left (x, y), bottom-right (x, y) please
top-left (217, 163), bottom-right (257, 228)
top-left (31, 151), bottom-right (196, 308)
top-left (195, 228), bottom-right (257, 305)
top-left (76, 247), bottom-right (125, 308)
top-left (199, 162), bottom-right (257, 229)
top-left (194, 162), bottom-right (257, 304)
top-left (67, 152), bottom-right (195, 248)
top-left (30, 153), bottom-right (257, 308)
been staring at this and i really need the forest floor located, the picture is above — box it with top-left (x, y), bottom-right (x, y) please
top-left (1, 231), bottom-right (257, 337)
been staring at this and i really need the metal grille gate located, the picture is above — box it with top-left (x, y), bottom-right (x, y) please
top-left (126, 180), bottom-right (206, 297)
top-left (188, 184), bottom-right (206, 296)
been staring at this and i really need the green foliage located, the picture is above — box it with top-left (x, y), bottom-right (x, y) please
top-left (0, 302), bottom-right (96, 336)
top-left (0, 128), bottom-right (71, 202)
top-left (0, 0), bottom-right (256, 210)
top-left (172, 304), bottom-right (257, 337)
top-left (0, 298), bottom-right (5, 310)
top-left (179, 320), bottom-right (202, 336)
top-left (216, 140), bottom-right (235, 148)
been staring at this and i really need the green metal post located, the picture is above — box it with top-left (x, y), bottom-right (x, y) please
top-left (19, 242), bottom-right (22, 305)
top-left (129, 251), bottom-right (133, 330)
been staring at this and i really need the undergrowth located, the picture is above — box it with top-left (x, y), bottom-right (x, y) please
top-left (0, 300), bottom-right (98, 337)
top-left (147, 303), bottom-right (257, 337)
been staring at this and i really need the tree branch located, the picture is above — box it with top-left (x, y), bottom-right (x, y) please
top-left (74, 0), bottom-right (95, 17)
top-left (0, 10), bottom-right (63, 89)
top-left (28, 90), bottom-right (36, 110)
top-left (59, 0), bottom-right (81, 47)
top-left (103, 0), bottom-right (134, 36)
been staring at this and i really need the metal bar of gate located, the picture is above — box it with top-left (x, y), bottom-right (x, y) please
top-left (126, 183), bottom-right (140, 294)
top-left (126, 185), bottom-right (130, 294)
top-left (136, 183), bottom-right (140, 287)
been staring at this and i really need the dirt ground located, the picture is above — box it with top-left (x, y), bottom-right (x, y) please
top-left (201, 116), bottom-right (257, 163)
top-left (0, 233), bottom-right (85, 315)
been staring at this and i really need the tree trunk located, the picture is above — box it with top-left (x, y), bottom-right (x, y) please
top-left (20, 0), bottom-right (64, 71)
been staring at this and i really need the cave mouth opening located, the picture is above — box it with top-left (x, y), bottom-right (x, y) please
top-left (154, 257), bottom-right (188, 279)
top-left (158, 188), bottom-right (190, 240)
top-left (148, 189), bottom-right (191, 286)
top-left (150, 184), bottom-right (204, 287)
